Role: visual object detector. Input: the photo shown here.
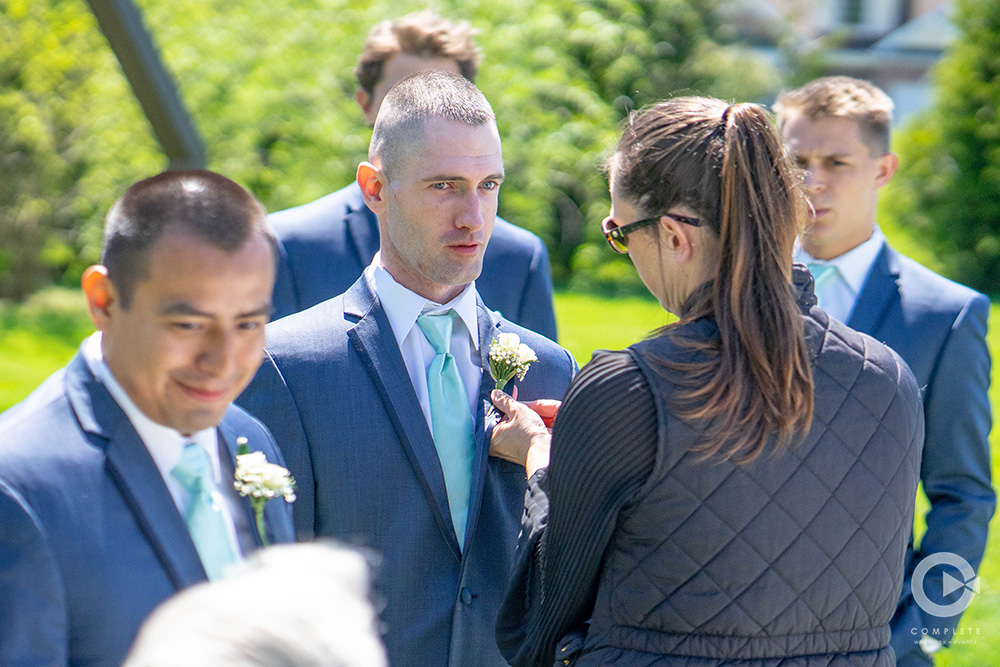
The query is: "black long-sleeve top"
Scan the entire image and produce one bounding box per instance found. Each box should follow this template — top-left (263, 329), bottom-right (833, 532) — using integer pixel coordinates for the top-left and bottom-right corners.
top-left (496, 349), bottom-right (658, 667)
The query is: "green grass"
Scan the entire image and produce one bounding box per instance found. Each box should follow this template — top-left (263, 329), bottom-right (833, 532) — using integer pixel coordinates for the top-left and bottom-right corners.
top-left (1, 286), bottom-right (997, 663)
top-left (0, 288), bottom-right (94, 410)
top-left (554, 290), bottom-right (673, 365)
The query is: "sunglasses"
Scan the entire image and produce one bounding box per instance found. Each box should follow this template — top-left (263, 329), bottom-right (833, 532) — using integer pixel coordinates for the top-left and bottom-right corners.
top-left (601, 213), bottom-right (701, 253)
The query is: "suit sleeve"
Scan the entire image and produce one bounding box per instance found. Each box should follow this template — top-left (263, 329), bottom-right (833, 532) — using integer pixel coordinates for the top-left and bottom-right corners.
top-left (0, 480), bottom-right (68, 667)
top-left (514, 237), bottom-right (559, 343)
top-left (891, 293), bottom-right (995, 663)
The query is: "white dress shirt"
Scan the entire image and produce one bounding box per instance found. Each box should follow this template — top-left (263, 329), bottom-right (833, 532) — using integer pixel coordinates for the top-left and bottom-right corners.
top-left (367, 255), bottom-right (482, 435)
top-left (794, 227), bottom-right (886, 323)
top-left (83, 333), bottom-right (243, 558)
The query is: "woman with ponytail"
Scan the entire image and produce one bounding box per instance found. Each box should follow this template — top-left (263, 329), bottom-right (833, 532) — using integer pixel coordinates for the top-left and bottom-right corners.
top-left (491, 97), bottom-right (923, 667)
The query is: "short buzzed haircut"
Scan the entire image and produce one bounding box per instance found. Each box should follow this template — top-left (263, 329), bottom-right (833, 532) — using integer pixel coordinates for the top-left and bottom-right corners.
top-left (355, 10), bottom-right (481, 95)
top-left (102, 170), bottom-right (276, 307)
top-left (773, 76), bottom-right (894, 156)
top-left (369, 70), bottom-right (495, 180)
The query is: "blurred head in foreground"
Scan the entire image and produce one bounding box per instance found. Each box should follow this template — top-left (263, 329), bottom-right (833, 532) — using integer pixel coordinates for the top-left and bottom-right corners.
top-left (124, 542), bottom-right (387, 667)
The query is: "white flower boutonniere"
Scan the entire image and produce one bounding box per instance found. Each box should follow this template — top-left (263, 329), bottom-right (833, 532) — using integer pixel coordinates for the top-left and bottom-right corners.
top-left (487, 333), bottom-right (538, 418)
top-left (234, 437), bottom-right (296, 546)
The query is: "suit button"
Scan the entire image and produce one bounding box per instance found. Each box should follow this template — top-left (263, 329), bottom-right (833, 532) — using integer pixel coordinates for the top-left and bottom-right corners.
top-left (460, 587), bottom-right (473, 604)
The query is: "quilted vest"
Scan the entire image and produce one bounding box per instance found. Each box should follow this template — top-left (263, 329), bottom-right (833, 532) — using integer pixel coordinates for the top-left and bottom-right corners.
top-left (576, 307), bottom-right (923, 667)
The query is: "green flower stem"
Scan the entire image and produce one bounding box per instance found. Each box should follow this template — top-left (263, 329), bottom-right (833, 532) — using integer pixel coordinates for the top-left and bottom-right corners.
top-left (486, 375), bottom-right (515, 420)
top-left (253, 499), bottom-right (269, 547)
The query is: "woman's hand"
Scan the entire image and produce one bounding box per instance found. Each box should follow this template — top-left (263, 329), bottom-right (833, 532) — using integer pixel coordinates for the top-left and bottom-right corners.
top-left (489, 390), bottom-right (559, 479)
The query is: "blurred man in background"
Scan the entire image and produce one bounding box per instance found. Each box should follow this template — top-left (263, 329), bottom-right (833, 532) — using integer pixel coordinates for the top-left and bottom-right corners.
top-left (775, 76), bottom-right (994, 666)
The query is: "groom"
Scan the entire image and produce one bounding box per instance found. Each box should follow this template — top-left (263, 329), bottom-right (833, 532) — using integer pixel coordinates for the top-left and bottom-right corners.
top-left (238, 71), bottom-right (575, 667)
top-left (0, 170), bottom-right (294, 666)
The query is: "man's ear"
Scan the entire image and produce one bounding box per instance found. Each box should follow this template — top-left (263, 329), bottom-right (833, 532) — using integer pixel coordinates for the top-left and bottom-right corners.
top-left (81, 265), bottom-right (116, 330)
top-left (874, 152), bottom-right (899, 189)
top-left (357, 162), bottom-right (387, 215)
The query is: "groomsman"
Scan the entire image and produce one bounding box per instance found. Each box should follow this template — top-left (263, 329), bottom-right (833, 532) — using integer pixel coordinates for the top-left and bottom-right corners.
top-left (238, 71), bottom-right (575, 667)
top-left (268, 10), bottom-right (559, 340)
top-left (775, 76), bottom-right (994, 666)
top-left (0, 170), bottom-right (294, 666)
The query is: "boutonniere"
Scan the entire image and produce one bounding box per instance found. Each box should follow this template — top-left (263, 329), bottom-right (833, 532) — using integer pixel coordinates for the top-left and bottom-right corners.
top-left (233, 437), bottom-right (296, 546)
top-left (487, 332), bottom-right (538, 419)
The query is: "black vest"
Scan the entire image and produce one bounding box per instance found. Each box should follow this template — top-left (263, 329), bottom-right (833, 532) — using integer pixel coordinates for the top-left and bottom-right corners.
top-left (577, 307), bottom-right (924, 666)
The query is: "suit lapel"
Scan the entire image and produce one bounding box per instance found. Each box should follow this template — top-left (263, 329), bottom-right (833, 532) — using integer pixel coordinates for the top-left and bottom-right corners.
top-left (463, 301), bottom-right (503, 551)
top-left (217, 421), bottom-right (263, 550)
top-left (344, 182), bottom-right (381, 268)
top-left (847, 243), bottom-right (900, 337)
top-left (344, 278), bottom-right (463, 558)
top-left (65, 353), bottom-right (206, 588)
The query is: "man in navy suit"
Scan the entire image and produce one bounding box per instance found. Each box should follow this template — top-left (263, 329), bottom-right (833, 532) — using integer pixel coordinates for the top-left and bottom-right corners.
top-left (776, 76), bottom-right (995, 666)
top-left (239, 71), bottom-right (575, 667)
top-left (268, 10), bottom-right (558, 340)
top-left (0, 171), bottom-right (295, 666)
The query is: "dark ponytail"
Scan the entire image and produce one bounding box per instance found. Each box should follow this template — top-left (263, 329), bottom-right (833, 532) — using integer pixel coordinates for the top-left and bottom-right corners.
top-left (613, 97), bottom-right (813, 463)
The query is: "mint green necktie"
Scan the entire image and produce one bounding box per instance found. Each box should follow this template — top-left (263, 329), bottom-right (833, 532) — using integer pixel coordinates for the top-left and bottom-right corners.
top-left (807, 262), bottom-right (840, 290)
top-left (417, 311), bottom-right (475, 549)
top-left (172, 441), bottom-right (236, 580)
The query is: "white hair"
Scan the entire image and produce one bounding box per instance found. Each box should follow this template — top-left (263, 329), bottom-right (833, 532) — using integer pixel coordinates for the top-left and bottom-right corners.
top-left (124, 542), bottom-right (387, 667)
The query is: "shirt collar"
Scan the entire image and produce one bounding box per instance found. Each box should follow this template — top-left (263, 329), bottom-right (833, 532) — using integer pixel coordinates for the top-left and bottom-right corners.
top-left (366, 253), bottom-right (480, 350)
top-left (83, 332), bottom-right (221, 481)
top-left (793, 227), bottom-right (886, 295)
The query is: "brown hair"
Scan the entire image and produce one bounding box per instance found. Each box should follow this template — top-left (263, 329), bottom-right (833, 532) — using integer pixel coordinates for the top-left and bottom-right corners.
top-left (355, 10), bottom-right (481, 95)
top-left (102, 170), bottom-right (275, 307)
top-left (613, 97), bottom-right (813, 463)
top-left (772, 76), bottom-right (894, 156)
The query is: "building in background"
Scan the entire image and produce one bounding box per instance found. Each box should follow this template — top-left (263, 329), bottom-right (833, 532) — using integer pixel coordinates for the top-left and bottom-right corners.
top-left (729, 0), bottom-right (955, 122)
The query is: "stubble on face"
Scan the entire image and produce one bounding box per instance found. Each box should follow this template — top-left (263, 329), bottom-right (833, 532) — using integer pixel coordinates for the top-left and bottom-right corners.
top-left (377, 117), bottom-right (503, 303)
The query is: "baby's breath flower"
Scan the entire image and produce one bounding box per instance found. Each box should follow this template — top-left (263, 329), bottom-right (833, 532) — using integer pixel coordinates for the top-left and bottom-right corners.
top-left (487, 333), bottom-right (538, 420)
top-left (234, 438), bottom-right (295, 546)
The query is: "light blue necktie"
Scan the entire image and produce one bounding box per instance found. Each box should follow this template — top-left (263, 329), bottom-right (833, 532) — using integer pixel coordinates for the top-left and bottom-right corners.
top-left (807, 262), bottom-right (844, 311)
top-left (417, 311), bottom-right (475, 549)
top-left (172, 441), bottom-right (236, 580)
top-left (807, 262), bottom-right (840, 290)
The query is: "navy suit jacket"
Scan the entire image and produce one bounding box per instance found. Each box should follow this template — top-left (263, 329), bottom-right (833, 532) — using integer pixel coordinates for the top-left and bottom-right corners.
top-left (237, 276), bottom-right (576, 667)
top-left (0, 348), bottom-right (295, 667)
top-left (848, 245), bottom-right (995, 665)
top-left (268, 181), bottom-right (559, 340)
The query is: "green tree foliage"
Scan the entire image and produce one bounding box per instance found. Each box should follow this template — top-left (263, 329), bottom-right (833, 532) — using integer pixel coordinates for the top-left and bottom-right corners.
top-left (3, 0), bottom-right (777, 299)
top-left (883, 0), bottom-right (1000, 294)
top-left (0, 0), bottom-right (161, 299)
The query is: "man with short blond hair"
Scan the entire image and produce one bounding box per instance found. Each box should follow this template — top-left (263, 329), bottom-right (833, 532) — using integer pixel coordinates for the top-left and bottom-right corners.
top-left (775, 76), bottom-right (994, 667)
top-left (269, 10), bottom-right (558, 341)
top-left (239, 71), bottom-right (575, 667)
